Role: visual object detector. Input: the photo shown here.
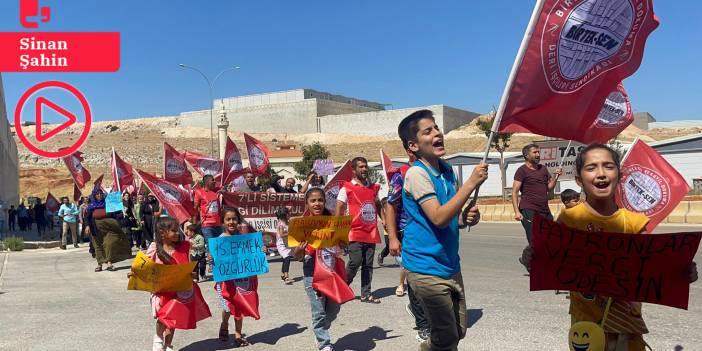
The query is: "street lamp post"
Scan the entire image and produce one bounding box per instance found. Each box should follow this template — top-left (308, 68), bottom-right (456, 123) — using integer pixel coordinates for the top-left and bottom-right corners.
top-left (178, 64), bottom-right (240, 156)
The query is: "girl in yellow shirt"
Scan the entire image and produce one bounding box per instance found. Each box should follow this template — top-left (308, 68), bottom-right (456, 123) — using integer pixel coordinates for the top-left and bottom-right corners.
top-left (522, 144), bottom-right (698, 351)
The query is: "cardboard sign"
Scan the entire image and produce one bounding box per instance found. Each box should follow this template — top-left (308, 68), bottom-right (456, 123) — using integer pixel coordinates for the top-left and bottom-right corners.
top-left (209, 232), bottom-right (269, 282)
top-left (222, 192), bottom-right (305, 233)
top-left (535, 140), bottom-right (585, 181)
top-left (530, 215), bottom-right (701, 309)
top-left (127, 251), bottom-right (195, 293)
top-left (313, 159), bottom-right (334, 176)
top-left (288, 215), bottom-right (352, 249)
top-left (105, 191), bottom-right (124, 213)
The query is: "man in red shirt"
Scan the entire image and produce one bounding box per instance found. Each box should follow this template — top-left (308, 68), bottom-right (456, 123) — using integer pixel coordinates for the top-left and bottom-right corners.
top-left (193, 174), bottom-right (222, 239)
top-left (335, 156), bottom-right (382, 303)
top-left (511, 144), bottom-right (561, 244)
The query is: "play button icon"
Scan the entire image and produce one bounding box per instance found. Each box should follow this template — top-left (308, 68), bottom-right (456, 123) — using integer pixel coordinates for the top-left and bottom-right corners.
top-left (34, 96), bottom-right (78, 142)
top-left (14, 81), bottom-right (92, 159)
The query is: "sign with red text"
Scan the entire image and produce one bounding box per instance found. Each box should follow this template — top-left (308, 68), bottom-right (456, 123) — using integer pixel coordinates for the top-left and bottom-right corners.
top-left (530, 215), bottom-right (701, 310)
top-left (222, 192), bottom-right (306, 233)
top-left (535, 140), bottom-right (585, 181)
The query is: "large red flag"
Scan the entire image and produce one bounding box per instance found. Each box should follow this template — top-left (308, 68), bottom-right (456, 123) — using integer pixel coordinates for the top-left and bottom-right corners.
top-left (73, 182), bottom-right (82, 202)
top-left (136, 170), bottom-right (196, 224)
top-left (183, 151), bottom-right (222, 178)
top-left (379, 149), bottom-right (398, 185)
top-left (244, 133), bottom-right (270, 176)
top-left (111, 148), bottom-right (135, 193)
top-left (312, 249), bottom-right (355, 304)
top-left (497, 0), bottom-right (658, 144)
top-left (222, 137), bottom-right (246, 186)
top-left (323, 160), bottom-right (353, 214)
top-left (164, 143), bottom-right (194, 185)
top-left (93, 174), bottom-right (106, 194)
top-left (62, 151), bottom-right (91, 188)
top-left (616, 139), bottom-right (691, 232)
top-left (46, 192), bottom-right (60, 212)
top-left (215, 277), bottom-right (260, 320)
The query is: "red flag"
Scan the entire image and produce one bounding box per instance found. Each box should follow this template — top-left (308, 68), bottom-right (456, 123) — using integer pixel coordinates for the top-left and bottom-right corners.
top-left (45, 192), bottom-right (60, 212)
top-left (323, 160), bottom-right (353, 214)
top-left (183, 151), bottom-right (222, 177)
top-left (111, 148), bottom-right (135, 193)
top-left (62, 151), bottom-right (91, 188)
top-left (73, 182), bottom-right (81, 202)
top-left (312, 249), bottom-right (355, 304)
top-left (164, 143), bottom-right (194, 185)
top-left (222, 137), bottom-right (246, 186)
top-left (136, 170), bottom-right (196, 224)
top-left (215, 277), bottom-right (260, 320)
top-left (584, 83), bottom-right (634, 142)
top-left (380, 149), bottom-right (398, 185)
top-left (497, 0), bottom-right (658, 144)
top-left (93, 174), bottom-right (106, 194)
top-left (243, 133), bottom-right (270, 176)
top-left (616, 139), bottom-right (691, 232)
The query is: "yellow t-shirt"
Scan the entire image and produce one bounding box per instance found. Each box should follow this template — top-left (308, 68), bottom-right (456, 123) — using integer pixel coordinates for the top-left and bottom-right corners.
top-left (557, 203), bottom-right (650, 336)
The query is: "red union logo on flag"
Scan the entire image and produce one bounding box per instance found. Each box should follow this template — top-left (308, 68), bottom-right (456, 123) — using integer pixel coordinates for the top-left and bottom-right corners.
top-left (541, 0), bottom-right (651, 93)
top-left (197, 159), bottom-right (221, 175)
top-left (68, 154), bottom-right (83, 173)
top-left (158, 183), bottom-right (182, 204)
top-left (595, 84), bottom-right (631, 128)
top-left (618, 164), bottom-right (670, 216)
top-left (166, 158), bottom-right (186, 176)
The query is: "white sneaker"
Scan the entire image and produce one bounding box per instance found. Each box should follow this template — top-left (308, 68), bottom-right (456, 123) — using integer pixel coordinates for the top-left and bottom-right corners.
top-left (165, 347), bottom-right (174, 351)
top-left (152, 335), bottom-right (164, 351)
top-left (321, 346), bottom-right (334, 351)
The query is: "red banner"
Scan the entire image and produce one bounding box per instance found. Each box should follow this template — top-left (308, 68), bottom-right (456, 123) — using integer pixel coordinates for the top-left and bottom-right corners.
top-left (617, 139), bottom-right (691, 232)
top-left (46, 192), bottom-right (60, 212)
top-left (244, 133), bottom-right (270, 176)
top-left (163, 143), bottom-right (194, 185)
top-left (62, 151), bottom-right (91, 188)
top-left (222, 137), bottom-right (246, 186)
top-left (0, 32), bottom-right (120, 72)
top-left (136, 170), bottom-right (196, 224)
top-left (497, 0), bottom-right (658, 144)
top-left (313, 249), bottom-right (355, 304)
top-left (183, 151), bottom-right (222, 178)
top-left (111, 148), bottom-right (134, 193)
top-left (323, 160), bottom-right (354, 214)
top-left (73, 182), bottom-right (81, 202)
top-left (221, 192), bottom-right (306, 236)
top-left (530, 215), bottom-right (701, 310)
top-left (379, 149), bottom-right (397, 185)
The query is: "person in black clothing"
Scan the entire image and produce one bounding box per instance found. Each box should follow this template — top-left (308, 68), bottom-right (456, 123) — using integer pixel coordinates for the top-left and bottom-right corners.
top-left (8, 205), bottom-right (17, 231)
top-left (33, 200), bottom-right (47, 239)
top-left (120, 191), bottom-right (137, 247)
top-left (270, 175), bottom-right (297, 193)
top-left (140, 194), bottom-right (159, 249)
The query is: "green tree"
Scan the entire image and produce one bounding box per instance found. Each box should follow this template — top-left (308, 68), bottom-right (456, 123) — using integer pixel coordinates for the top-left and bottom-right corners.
top-left (293, 142), bottom-right (330, 180)
top-left (256, 164), bottom-right (279, 191)
top-left (477, 111), bottom-right (512, 202)
top-left (368, 168), bottom-right (385, 185)
top-left (608, 137), bottom-right (625, 159)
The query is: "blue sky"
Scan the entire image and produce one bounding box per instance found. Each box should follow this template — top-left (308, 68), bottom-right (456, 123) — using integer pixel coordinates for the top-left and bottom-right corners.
top-left (2, 0), bottom-right (701, 124)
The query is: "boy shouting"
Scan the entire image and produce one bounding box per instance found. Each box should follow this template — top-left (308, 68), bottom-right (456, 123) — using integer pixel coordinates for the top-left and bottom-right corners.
top-left (399, 110), bottom-right (487, 351)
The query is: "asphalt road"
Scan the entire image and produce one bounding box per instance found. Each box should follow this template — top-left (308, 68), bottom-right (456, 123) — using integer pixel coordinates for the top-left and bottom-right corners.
top-left (1, 223), bottom-right (701, 351)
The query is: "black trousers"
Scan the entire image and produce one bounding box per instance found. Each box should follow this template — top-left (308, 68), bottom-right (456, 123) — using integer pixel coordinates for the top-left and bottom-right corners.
top-left (520, 209), bottom-right (553, 244)
top-left (191, 254), bottom-right (206, 278)
top-left (346, 241), bottom-right (376, 297)
top-left (281, 256), bottom-right (293, 274)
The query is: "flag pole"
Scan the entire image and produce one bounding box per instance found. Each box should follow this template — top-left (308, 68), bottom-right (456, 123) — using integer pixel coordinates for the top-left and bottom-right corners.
top-left (112, 147), bottom-right (121, 193)
top-left (472, 0), bottom-right (547, 203)
top-left (620, 137), bottom-right (639, 165)
top-left (558, 140), bottom-right (573, 169)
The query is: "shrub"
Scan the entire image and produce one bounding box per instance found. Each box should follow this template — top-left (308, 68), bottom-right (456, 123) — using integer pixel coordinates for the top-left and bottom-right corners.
top-left (2, 236), bottom-right (24, 251)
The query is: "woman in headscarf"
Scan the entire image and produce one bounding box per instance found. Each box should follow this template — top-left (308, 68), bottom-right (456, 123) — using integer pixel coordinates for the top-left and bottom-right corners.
top-left (85, 187), bottom-right (132, 272)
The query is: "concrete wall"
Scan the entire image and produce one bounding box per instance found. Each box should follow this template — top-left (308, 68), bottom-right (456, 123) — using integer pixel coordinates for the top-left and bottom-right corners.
top-left (0, 73), bottom-right (20, 208)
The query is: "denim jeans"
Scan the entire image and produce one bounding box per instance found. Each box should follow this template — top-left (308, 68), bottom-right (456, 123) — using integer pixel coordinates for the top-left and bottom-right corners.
top-left (304, 257), bottom-right (340, 350)
top-left (201, 226), bottom-right (223, 240)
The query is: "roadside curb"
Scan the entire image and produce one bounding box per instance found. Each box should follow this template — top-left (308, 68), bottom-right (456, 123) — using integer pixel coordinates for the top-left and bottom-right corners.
top-left (23, 241), bottom-right (62, 249)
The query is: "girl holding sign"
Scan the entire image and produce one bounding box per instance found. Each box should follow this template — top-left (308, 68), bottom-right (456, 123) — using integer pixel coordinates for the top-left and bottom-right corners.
top-left (293, 188), bottom-right (354, 351)
top-left (521, 144), bottom-right (698, 351)
top-left (212, 207), bottom-right (260, 347)
top-left (132, 217), bottom-right (211, 351)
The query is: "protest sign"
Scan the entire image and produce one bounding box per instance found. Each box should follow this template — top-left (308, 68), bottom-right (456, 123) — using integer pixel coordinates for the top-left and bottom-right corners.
top-left (313, 159), bottom-right (334, 176)
top-left (222, 192), bottom-right (305, 233)
top-left (127, 251), bottom-right (195, 293)
top-left (209, 232), bottom-right (270, 282)
top-left (535, 140), bottom-right (585, 181)
top-left (105, 191), bottom-right (124, 213)
top-left (530, 215), bottom-right (701, 309)
top-left (288, 215), bottom-right (352, 249)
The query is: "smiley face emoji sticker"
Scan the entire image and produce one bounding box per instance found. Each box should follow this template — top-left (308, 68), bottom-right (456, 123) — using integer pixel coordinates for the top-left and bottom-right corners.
top-left (569, 321), bottom-right (605, 351)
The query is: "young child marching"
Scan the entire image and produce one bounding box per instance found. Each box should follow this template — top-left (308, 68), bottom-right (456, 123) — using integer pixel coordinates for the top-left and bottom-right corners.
top-left (210, 207), bottom-right (260, 347)
top-left (293, 187), bottom-right (355, 351)
top-left (275, 207), bottom-right (294, 284)
top-left (521, 144), bottom-right (698, 350)
top-left (128, 217), bottom-right (211, 351)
